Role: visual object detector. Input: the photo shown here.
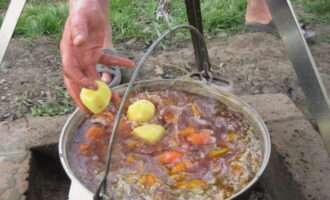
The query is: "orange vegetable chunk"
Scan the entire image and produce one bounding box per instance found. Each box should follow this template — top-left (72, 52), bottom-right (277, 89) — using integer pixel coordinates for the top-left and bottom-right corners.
top-left (174, 179), bottom-right (207, 188)
top-left (171, 162), bottom-right (187, 174)
top-left (158, 151), bottom-right (182, 164)
top-left (186, 133), bottom-right (211, 145)
top-left (191, 104), bottom-right (201, 117)
top-left (207, 148), bottom-right (231, 158)
top-left (84, 126), bottom-right (106, 140)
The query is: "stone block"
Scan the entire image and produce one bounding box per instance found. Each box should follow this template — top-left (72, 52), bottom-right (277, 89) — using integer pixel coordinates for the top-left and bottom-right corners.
top-left (240, 94), bottom-right (304, 122)
top-left (0, 115), bottom-right (67, 152)
top-left (267, 119), bottom-right (330, 200)
top-left (0, 151), bottom-right (30, 200)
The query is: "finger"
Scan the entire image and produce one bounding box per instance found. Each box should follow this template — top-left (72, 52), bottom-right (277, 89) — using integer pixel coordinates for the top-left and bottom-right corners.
top-left (99, 53), bottom-right (135, 68)
top-left (62, 54), bottom-right (97, 89)
top-left (64, 77), bottom-right (91, 115)
top-left (70, 12), bottom-right (88, 46)
top-left (84, 66), bottom-right (100, 80)
top-left (110, 89), bottom-right (121, 105)
top-left (101, 72), bottom-right (112, 84)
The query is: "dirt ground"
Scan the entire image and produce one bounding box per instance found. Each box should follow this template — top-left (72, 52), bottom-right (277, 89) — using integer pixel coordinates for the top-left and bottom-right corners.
top-left (1, 25), bottom-right (330, 122)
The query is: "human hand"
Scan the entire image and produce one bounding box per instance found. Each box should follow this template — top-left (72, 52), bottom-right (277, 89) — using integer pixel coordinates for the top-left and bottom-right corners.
top-left (60, 0), bottom-right (135, 114)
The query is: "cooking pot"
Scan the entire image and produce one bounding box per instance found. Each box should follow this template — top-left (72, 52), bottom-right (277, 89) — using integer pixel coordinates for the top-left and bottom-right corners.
top-left (59, 25), bottom-right (271, 200)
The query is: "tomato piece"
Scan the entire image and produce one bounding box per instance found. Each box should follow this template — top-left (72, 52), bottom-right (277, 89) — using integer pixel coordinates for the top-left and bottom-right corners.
top-left (186, 133), bottom-right (211, 145)
top-left (158, 151), bottom-right (182, 164)
top-left (84, 126), bottom-right (106, 140)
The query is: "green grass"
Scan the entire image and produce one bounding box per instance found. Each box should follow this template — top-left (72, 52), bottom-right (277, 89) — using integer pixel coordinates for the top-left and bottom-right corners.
top-left (31, 87), bottom-right (75, 117)
top-left (0, 0), bottom-right (248, 42)
top-left (0, 0), bottom-right (329, 41)
top-left (14, 3), bottom-right (68, 38)
top-left (296, 0), bottom-right (330, 23)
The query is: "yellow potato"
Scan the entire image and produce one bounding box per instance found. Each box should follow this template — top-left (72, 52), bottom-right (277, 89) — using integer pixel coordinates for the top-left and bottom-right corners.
top-left (127, 99), bottom-right (155, 122)
top-left (133, 124), bottom-right (165, 143)
top-left (80, 80), bottom-right (111, 114)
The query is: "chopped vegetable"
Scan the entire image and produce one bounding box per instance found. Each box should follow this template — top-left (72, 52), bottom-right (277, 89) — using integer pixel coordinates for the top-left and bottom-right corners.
top-left (127, 99), bottom-right (155, 122)
top-left (207, 148), bottom-right (231, 158)
top-left (179, 126), bottom-right (195, 137)
top-left (125, 153), bottom-right (135, 164)
top-left (78, 143), bottom-right (93, 154)
top-left (158, 151), bottom-right (182, 164)
top-left (163, 99), bottom-right (174, 105)
top-left (80, 80), bottom-right (112, 114)
top-left (84, 126), bottom-right (106, 140)
top-left (94, 111), bottom-right (114, 121)
top-left (163, 112), bottom-right (176, 122)
top-left (174, 179), bottom-right (207, 188)
top-left (133, 124), bottom-right (165, 143)
top-left (192, 104), bottom-right (201, 117)
top-left (186, 133), bottom-right (211, 145)
top-left (138, 174), bottom-right (156, 186)
top-left (225, 130), bottom-right (237, 142)
top-left (127, 140), bottom-right (139, 148)
top-left (171, 162), bottom-right (187, 174)
top-left (170, 173), bottom-right (187, 181)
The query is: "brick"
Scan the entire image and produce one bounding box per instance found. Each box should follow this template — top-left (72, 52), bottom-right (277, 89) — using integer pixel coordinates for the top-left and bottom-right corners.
top-left (0, 151), bottom-right (30, 200)
top-left (267, 119), bottom-right (330, 199)
top-left (0, 115), bottom-right (67, 152)
top-left (240, 94), bottom-right (304, 122)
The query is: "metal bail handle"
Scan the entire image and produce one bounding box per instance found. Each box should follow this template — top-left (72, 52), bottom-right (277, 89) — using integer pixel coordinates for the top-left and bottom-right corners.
top-left (93, 24), bottom-right (229, 200)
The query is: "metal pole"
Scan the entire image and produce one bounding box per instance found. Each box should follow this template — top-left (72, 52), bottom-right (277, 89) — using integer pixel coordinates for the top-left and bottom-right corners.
top-left (0, 0), bottom-right (27, 64)
top-left (266, 0), bottom-right (330, 154)
top-left (184, 0), bottom-right (211, 75)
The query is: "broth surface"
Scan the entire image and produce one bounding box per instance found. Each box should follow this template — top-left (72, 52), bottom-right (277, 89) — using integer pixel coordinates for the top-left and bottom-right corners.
top-left (69, 90), bottom-right (262, 200)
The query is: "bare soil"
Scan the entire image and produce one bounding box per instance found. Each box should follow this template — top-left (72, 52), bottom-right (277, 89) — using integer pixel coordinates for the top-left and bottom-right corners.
top-left (1, 26), bottom-right (330, 121)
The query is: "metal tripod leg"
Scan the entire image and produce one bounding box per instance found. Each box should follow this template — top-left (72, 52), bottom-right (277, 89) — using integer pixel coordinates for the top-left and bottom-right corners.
top-left (184, 0), bottom-right (233, 90)
top-left (184, 0), bottom-right (209, 73)
top-left (266, 0), bottom-right (330, 154)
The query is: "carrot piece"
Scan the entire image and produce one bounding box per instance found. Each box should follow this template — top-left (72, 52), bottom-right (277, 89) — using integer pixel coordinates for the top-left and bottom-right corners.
top-left (171, 162), bottom-right (187, 174)
top-left (191, 104), bottom-right (201, 117)
top-left (78, 143), bottom-right (93, 154)
top-left (171, 173), bottom-right (187, 181)
top-left (138, 174), bottom-right (156, 186)
top-left (188, 179), bottom-right (207, 187)
top-left (146, 174), bottom-right (156, 186)
top-left (125, 153), bottom-right (135, 164)
top-left (163, 99), bottom-right (174, 105)
top-left (174, 179), bottom-right (207, 188)
top-left (84, 126), bottom-right (106, 140)
top-left (158, 151), bottom-right (182, 164)
top-left (232, 165), bottom-right (242, 173)
top-left (186, 133), bottom-right (211, 145)
top-left (179, 126), bottom-right (195, 137)
top-left (164, 112), bottom-right (176, 122)
top-left (127, 140), bottom-right (139, 148)
top-left (207, 148), bottom-right (231, 158)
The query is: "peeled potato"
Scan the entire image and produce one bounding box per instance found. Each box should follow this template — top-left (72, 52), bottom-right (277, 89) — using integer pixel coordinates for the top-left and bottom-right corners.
top-left (133, 124), bottom-right (165, 143)
top-left (80, 80), bottom-right (111, 114)
top-left (127, 99), bottom-right (155, 122)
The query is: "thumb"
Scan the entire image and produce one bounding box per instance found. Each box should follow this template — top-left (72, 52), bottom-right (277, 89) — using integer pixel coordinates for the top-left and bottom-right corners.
top-left (70, 14), bottom-right (88, 46)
